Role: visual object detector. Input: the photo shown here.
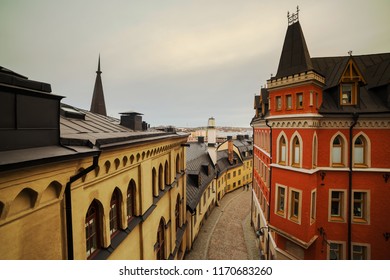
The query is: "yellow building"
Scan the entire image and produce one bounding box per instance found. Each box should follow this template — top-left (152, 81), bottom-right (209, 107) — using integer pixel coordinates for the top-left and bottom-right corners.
top-left (217, 136), bottom-right (253, 194)
top-left (0, 63), bottom-right (188, 260)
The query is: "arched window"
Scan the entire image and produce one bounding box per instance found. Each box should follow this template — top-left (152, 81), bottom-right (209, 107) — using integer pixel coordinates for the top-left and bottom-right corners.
top-left (152, 168), bottom-right (158, 197)
top-left (165, 161), bottom-right (169, 186)
top-left (354, 135), bottom-right (368, 166)
top-left (109, 188), bottom-right (122, 237)
top-left (175, 195), bottom-right (181, 231)
top-left (156, 219), bottom-right (165, 260)
top-left (176, 154), bottom-right (180, 174)
top-left (278, 136), bottom-right (287, 165)
top-left (332, 135), bottom-right (344, 166)
top-left (127, 180), bottom-right (136, 223)
top-left (292, 136), bottom-right (301, 166)
top-left (159, 164), bottom-right (164, 191)
top-left (85, 200), bottom-right (102, 259)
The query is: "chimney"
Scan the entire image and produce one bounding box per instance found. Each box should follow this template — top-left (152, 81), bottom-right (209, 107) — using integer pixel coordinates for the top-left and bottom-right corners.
top-left (227, 136), bottom-right (234, 164)
top-left (120, 111), bottom-right (143, 131)
top-left (198, 136), bottom-right (205, 144)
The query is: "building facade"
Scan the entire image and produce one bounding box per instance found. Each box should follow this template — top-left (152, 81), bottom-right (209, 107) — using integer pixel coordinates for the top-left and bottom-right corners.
top-left (0, 61), bottom-right (188, 260)
top-left (251, 11), bottom-right (390, 260)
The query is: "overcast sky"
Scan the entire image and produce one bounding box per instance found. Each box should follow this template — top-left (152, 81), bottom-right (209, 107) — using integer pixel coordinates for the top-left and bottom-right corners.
top-left (1, 0), bottom-right (390, 127)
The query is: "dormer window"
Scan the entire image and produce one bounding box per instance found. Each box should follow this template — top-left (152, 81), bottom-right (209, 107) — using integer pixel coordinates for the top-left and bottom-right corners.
top-left (339, 58), bottom-right (365, 106)
top-left (340, 83), bottom-right (356, 105)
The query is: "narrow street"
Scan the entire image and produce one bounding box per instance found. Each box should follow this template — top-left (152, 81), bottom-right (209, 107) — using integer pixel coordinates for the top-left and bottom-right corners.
top-left (184, 187), bottom-right (259, 260)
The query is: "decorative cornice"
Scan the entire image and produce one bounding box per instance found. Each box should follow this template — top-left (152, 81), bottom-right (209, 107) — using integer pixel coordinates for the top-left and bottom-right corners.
top-left (267, 70), bottom-right (325, 90)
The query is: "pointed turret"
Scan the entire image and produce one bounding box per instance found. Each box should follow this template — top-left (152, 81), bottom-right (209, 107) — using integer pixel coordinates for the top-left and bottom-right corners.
top-left (90, 55), bottom-right (107, 116)
top-left (274, 8), bottom-right (313, 79)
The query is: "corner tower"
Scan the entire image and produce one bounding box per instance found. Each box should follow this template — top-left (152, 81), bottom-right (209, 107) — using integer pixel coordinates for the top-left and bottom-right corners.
top-left (90, 55), bottom-right (107, 116)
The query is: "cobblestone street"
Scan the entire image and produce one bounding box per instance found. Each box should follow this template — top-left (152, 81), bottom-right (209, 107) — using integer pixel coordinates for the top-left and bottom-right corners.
top-left (184, 187), bottom-right (259, 260)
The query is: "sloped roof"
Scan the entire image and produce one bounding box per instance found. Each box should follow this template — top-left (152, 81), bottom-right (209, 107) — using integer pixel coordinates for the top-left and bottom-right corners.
top-left (60, 103), bottom-right (185, 148)
top-left (312, 53), bottom-right (390, 114)
top-left (274, 21), bottom-right (313, 79)
top-left (186, 142), bottom-right (216, 211)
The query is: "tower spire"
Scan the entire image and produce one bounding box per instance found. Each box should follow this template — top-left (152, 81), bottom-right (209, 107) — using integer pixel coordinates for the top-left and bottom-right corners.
top-left (90, 55), bottom-right (107, 116)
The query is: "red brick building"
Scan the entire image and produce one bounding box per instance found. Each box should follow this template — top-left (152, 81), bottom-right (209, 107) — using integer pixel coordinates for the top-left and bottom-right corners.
top-left (251, 11), bottom-right (390, 260)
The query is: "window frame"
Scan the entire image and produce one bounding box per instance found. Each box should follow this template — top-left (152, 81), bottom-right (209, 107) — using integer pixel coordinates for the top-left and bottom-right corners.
top-left (353, 134), bottom-right (370, 167)
top-left (275, 184), bottom-right (287, 217)
top-left (352, 243), bottom-right (370, 260)
top-left (288, 188), bottom-right (302, 224)
top-left (352, 191), bottom-right (369, 224)
top-left (310, 189), bottom-right (316, 224)
top-left (156, 219), bottom-right (166, 260)
top-left (286, 94), bottom-right (292, 110)
top-left (276, 96), bottom-right (282, 111)
top-left (296, 92), bottom-right (303, 109)
top-left (127, 180), bottom-right (136, 223)
top-left (109, 188), bottom-right (122, 238)
top-left (329, 189), bottom-right (346, 222)
top-left (85, 200), bottom-right (101, 259)
top-left (291, 136), bottom-right (301, 167)
top-left (278, 135), bottom-right (287, 165)
top-left (328, 241), bottom-right (345, 260)
top-left (340, 83), bottom-right (357, 105)
top-left (331, 134), bottom-right (346, 167)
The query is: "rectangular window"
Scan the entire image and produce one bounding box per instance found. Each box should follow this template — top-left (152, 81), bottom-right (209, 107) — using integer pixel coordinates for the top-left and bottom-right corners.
top-left (353, 191), bottom-right (369, 223)
top-left (289, 189), bottom-right (301, 223)
top-left (352, 244), bottom-right (368, 260)
top-left (286, 95), bottom-right (292, 110)
top-left (311, 190), bottom-right (316, 222)
top-left (276, 96), bottom-right (282, 110)
top-left (330, 190), bottom-right (345, 222)
top-left (329, 242), bottom-right (343, 260)
top-left (276, 186), bottom-right (286, 216)
top-left (296, 93), bottom-right (303, 109)
top-left (341, 84), bottom-right (354, 105)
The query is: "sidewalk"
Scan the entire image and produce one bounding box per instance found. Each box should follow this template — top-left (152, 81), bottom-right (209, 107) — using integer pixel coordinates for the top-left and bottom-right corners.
top-left (184, 187), bottom-right (259, 260)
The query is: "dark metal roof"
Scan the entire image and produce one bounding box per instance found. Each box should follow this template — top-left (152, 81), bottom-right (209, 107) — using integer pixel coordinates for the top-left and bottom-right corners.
top-left (60, 103), bottom-right (187, 149)
top-left (274, 21), bottom-right (313, 79)
top-left (186, 142), bottom-right (216, 211)
top-left (0, 65), bottom-right (52, 93)
top-left (312, 53), bottom-right (390, 114)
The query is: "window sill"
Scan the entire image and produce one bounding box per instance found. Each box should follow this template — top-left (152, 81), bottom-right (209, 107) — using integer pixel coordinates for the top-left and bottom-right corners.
top-left (288, 216), bottom-right (300, 224)
top-left (276, 210), bottom-right (286, 218)
top-left (352, 218), bottom-right (368, 224)
top-left (330, 216), bottom-right (345, 223)
top-left (331, 164), bottom-right (345, 168)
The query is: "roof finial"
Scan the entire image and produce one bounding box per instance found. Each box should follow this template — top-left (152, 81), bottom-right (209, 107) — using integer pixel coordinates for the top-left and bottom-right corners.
top-left (287, 5), bottom-right (300, 25)
top-left (348, 50), bottom-right (353, 56)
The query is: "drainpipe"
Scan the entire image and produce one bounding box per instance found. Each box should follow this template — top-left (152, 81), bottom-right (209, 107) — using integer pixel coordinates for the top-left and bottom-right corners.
top-left (65, 154), bottom-right (100, 260)
top-left (347, 113), bottom-right (359, 260)
top-left (265, 119), bottom-right (272, 259)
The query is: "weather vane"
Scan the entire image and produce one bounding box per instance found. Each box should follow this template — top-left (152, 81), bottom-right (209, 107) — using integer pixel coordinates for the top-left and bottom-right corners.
top-left (287, 5), bottom-right (300, 25)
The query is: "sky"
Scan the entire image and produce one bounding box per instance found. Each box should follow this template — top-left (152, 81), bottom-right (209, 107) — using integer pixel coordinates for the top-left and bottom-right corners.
top-left (1, 0), bottom-right (390, 128)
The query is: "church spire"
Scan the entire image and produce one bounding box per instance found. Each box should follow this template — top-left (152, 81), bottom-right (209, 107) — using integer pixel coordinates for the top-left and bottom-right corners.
top-left (90, 55), bottom-right (107, 116)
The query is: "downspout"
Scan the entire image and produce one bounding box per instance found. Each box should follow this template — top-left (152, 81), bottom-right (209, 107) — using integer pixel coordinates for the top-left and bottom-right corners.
top-left (65, 154), bottom-right (100, 260)
top-left (347, 113), bottom-right (359, 260)
top-left (265, 119), bottom-right (272, 259)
